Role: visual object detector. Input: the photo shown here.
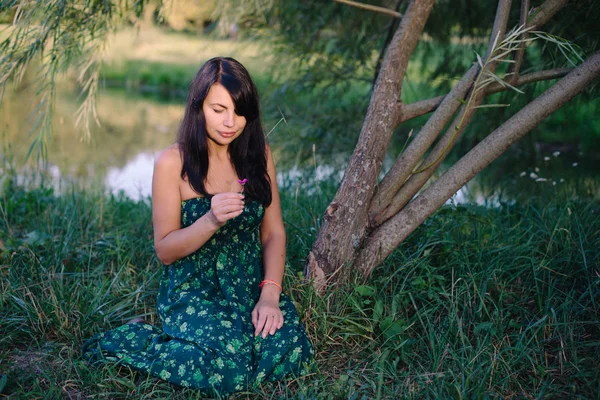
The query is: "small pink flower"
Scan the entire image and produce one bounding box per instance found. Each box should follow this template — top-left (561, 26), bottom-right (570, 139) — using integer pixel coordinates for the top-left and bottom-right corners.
top-left (238, 178), bottom-right (247, 186)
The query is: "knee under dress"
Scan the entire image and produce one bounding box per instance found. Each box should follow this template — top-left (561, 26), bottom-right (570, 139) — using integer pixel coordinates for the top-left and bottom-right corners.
top-left (81, 197), bottom-right (314, 395)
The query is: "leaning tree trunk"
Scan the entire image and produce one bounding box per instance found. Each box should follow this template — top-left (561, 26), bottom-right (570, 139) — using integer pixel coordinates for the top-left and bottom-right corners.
top-left (305, 0), bottom-right (436, 290)
top-left (306, 0), bottom-right (598, 290)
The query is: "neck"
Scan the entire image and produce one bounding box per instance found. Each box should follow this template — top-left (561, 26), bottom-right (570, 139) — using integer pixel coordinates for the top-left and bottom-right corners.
top-left (207, 141), bottom-right (230, 162)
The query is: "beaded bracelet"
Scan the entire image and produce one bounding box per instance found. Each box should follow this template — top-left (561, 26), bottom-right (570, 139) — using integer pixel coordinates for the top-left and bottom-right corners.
top-left (259, 279), bottom-right (282, 292)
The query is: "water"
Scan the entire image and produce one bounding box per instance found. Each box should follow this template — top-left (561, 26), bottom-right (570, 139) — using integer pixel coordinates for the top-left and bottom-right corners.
top-left (1, 82), bottom-right (180, 200)
top-left (1, 83), bottom-right (597, 204)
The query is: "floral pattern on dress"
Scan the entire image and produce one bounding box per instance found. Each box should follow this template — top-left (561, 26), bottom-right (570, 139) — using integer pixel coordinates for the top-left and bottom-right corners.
top-left (82, 197), bottom-right (314, 395)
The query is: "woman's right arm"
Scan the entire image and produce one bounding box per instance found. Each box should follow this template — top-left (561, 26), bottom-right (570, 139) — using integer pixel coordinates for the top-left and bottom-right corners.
top-left (151, 148), bottom-right (244, 265)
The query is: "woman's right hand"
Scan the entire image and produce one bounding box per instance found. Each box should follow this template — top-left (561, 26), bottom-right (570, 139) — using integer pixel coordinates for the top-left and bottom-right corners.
top-left (208, 192), bottom-right (245, 227)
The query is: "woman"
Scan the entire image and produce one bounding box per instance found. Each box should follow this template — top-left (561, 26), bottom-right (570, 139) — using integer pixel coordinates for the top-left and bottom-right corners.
top-left (82, 57), bottom-right (314, 395)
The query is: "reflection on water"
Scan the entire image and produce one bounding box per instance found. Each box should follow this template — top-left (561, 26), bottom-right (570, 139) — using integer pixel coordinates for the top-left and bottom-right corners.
top-left (105, 152), bottom-right (156, 201)
top-left (1, 80), bottom-right (180, 198)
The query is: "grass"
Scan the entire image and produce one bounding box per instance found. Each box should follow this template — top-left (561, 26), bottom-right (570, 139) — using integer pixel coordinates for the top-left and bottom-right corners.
top-left (97, 26), bottom-right (277, 97)
top-left (1, 163), bottom-right (599, 399)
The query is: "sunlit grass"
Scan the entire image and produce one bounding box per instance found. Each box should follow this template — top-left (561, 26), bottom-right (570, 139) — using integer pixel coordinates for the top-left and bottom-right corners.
top-left (99, 26), bottom-right (275, 93)
top-left (103, 26), bottom-right (268, 67)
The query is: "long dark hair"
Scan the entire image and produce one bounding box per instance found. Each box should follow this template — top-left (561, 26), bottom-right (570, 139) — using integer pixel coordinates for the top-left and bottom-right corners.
top-left (177, 57), bottom-right (271, 207)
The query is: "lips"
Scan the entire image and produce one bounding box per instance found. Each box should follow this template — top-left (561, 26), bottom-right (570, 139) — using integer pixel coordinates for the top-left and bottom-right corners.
top-left (218, 130), bottom-right (237, 138)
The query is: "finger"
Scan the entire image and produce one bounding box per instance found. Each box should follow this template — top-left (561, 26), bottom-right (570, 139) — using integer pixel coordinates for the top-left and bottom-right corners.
top-left (262, 316), bottom-right (274, 339)
top-left (216, 205), bottom-right (243, 217)
top-left (254, 314), bottom-right (267, 337)
top-left (217, 192), bottom-right (245, 200)
top-left (278, 315), bottom-right (284, 329)
top-left (218, 198), bottom-right (244, 206)
top-left (269, 316), bottom-right (280, 336)
top-left (223, 209), bottom-right (244, 220)
top-left (222, 204), bottom-right (244, 214)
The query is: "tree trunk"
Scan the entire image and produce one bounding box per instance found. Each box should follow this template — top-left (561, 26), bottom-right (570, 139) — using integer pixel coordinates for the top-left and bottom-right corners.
top-left (305, 0), bottom-right (591, 291)
top-left (305, 0), bottom-right (436, 290)
top-left (355, 50), bottom-right (600, 276)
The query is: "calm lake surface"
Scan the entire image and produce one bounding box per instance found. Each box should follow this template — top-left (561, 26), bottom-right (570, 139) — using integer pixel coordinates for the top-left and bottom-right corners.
top-left (1, 83), bottom-right (597, 204)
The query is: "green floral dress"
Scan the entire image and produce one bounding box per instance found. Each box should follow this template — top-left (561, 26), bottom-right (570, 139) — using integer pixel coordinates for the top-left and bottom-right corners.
top-left (82, 197), bottom-right (314, 395)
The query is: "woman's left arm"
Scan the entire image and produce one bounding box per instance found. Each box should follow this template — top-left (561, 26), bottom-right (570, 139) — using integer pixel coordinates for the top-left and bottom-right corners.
top-left (253, 145), bottom-right (286, 339)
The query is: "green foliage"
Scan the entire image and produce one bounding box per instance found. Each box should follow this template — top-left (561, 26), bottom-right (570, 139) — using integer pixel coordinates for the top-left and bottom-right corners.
top-left (0, 0), bottom-right (154, 150)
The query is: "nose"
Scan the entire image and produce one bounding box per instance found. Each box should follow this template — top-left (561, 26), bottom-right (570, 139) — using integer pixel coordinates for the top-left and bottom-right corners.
top-left (223, 111), bottom-right (235, 128)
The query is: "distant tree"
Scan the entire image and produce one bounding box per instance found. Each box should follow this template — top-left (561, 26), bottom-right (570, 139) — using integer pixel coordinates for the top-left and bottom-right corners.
top-left (1, 0), bottom-right (598, 291)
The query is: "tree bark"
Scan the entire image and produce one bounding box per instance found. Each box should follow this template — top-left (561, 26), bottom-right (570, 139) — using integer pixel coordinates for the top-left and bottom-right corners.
top-left (305, 0), bottom-right (435, 289)
top-left (355, 50), bottom-right (600, 276)
top-left (508, 0), bottom-right (530, 85)
top-left (528, 0), bottom-right (569, 28)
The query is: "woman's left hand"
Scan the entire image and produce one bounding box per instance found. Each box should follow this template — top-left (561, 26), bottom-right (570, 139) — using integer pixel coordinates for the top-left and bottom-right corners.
top-left (252, 290), bottom-right (284, 339)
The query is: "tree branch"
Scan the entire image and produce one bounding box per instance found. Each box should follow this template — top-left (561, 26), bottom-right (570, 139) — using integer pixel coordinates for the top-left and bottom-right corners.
top-left (333, 0), bottom-right (402, 18)
top-left (376, 0), bottom-right (514, 224)
top-left (397, 68), bottom-right (572, 123)
top-left (395, 0), bottom-right (569, 125)
top-left (369, 65), bottom-right (479, 225)
top-left (528, 0), bottom-right (569, 28)
top-left (356, 50), bottom-right (600, 277)
top-left (508, 0), bottom-right (530, 84)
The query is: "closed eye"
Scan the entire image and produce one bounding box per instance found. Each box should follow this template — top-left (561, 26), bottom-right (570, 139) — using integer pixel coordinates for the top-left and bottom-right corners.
top-left (213, 109), bottom-right (224, 114)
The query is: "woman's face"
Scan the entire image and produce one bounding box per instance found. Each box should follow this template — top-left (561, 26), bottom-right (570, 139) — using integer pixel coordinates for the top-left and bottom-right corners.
top-left (202, 83), bottom-right (247, 148)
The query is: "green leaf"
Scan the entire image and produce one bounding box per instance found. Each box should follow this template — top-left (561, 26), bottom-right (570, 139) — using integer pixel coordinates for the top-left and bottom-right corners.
top-left (411, 277), bottom-right (426, 290)
top-left (373, 299), bottom-right (384, 322)
top-left (380, 317), bottom-right (406, 340)
top-left (355, 285), bottom-right (376, 297)
top-left (0, 374), bottom-right (6, 394)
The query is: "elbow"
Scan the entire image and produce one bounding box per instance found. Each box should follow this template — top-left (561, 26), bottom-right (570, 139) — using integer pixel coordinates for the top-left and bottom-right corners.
top-left (155, 242), bottom-right (175, 265)
top-left (262, 230), bottom-right (286, 248)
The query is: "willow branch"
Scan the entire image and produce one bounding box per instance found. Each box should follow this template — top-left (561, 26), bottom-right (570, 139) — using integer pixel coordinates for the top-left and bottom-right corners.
top-left (333, 0), bottom-right (402, 18)
top-left (395, 0), bottom-right (568, 126)
top-left (356, 50), bottom-right (600, 277)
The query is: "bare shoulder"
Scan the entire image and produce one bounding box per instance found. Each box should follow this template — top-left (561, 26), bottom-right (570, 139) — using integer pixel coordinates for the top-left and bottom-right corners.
top-left (155, 144), bottom-right (182, 172)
